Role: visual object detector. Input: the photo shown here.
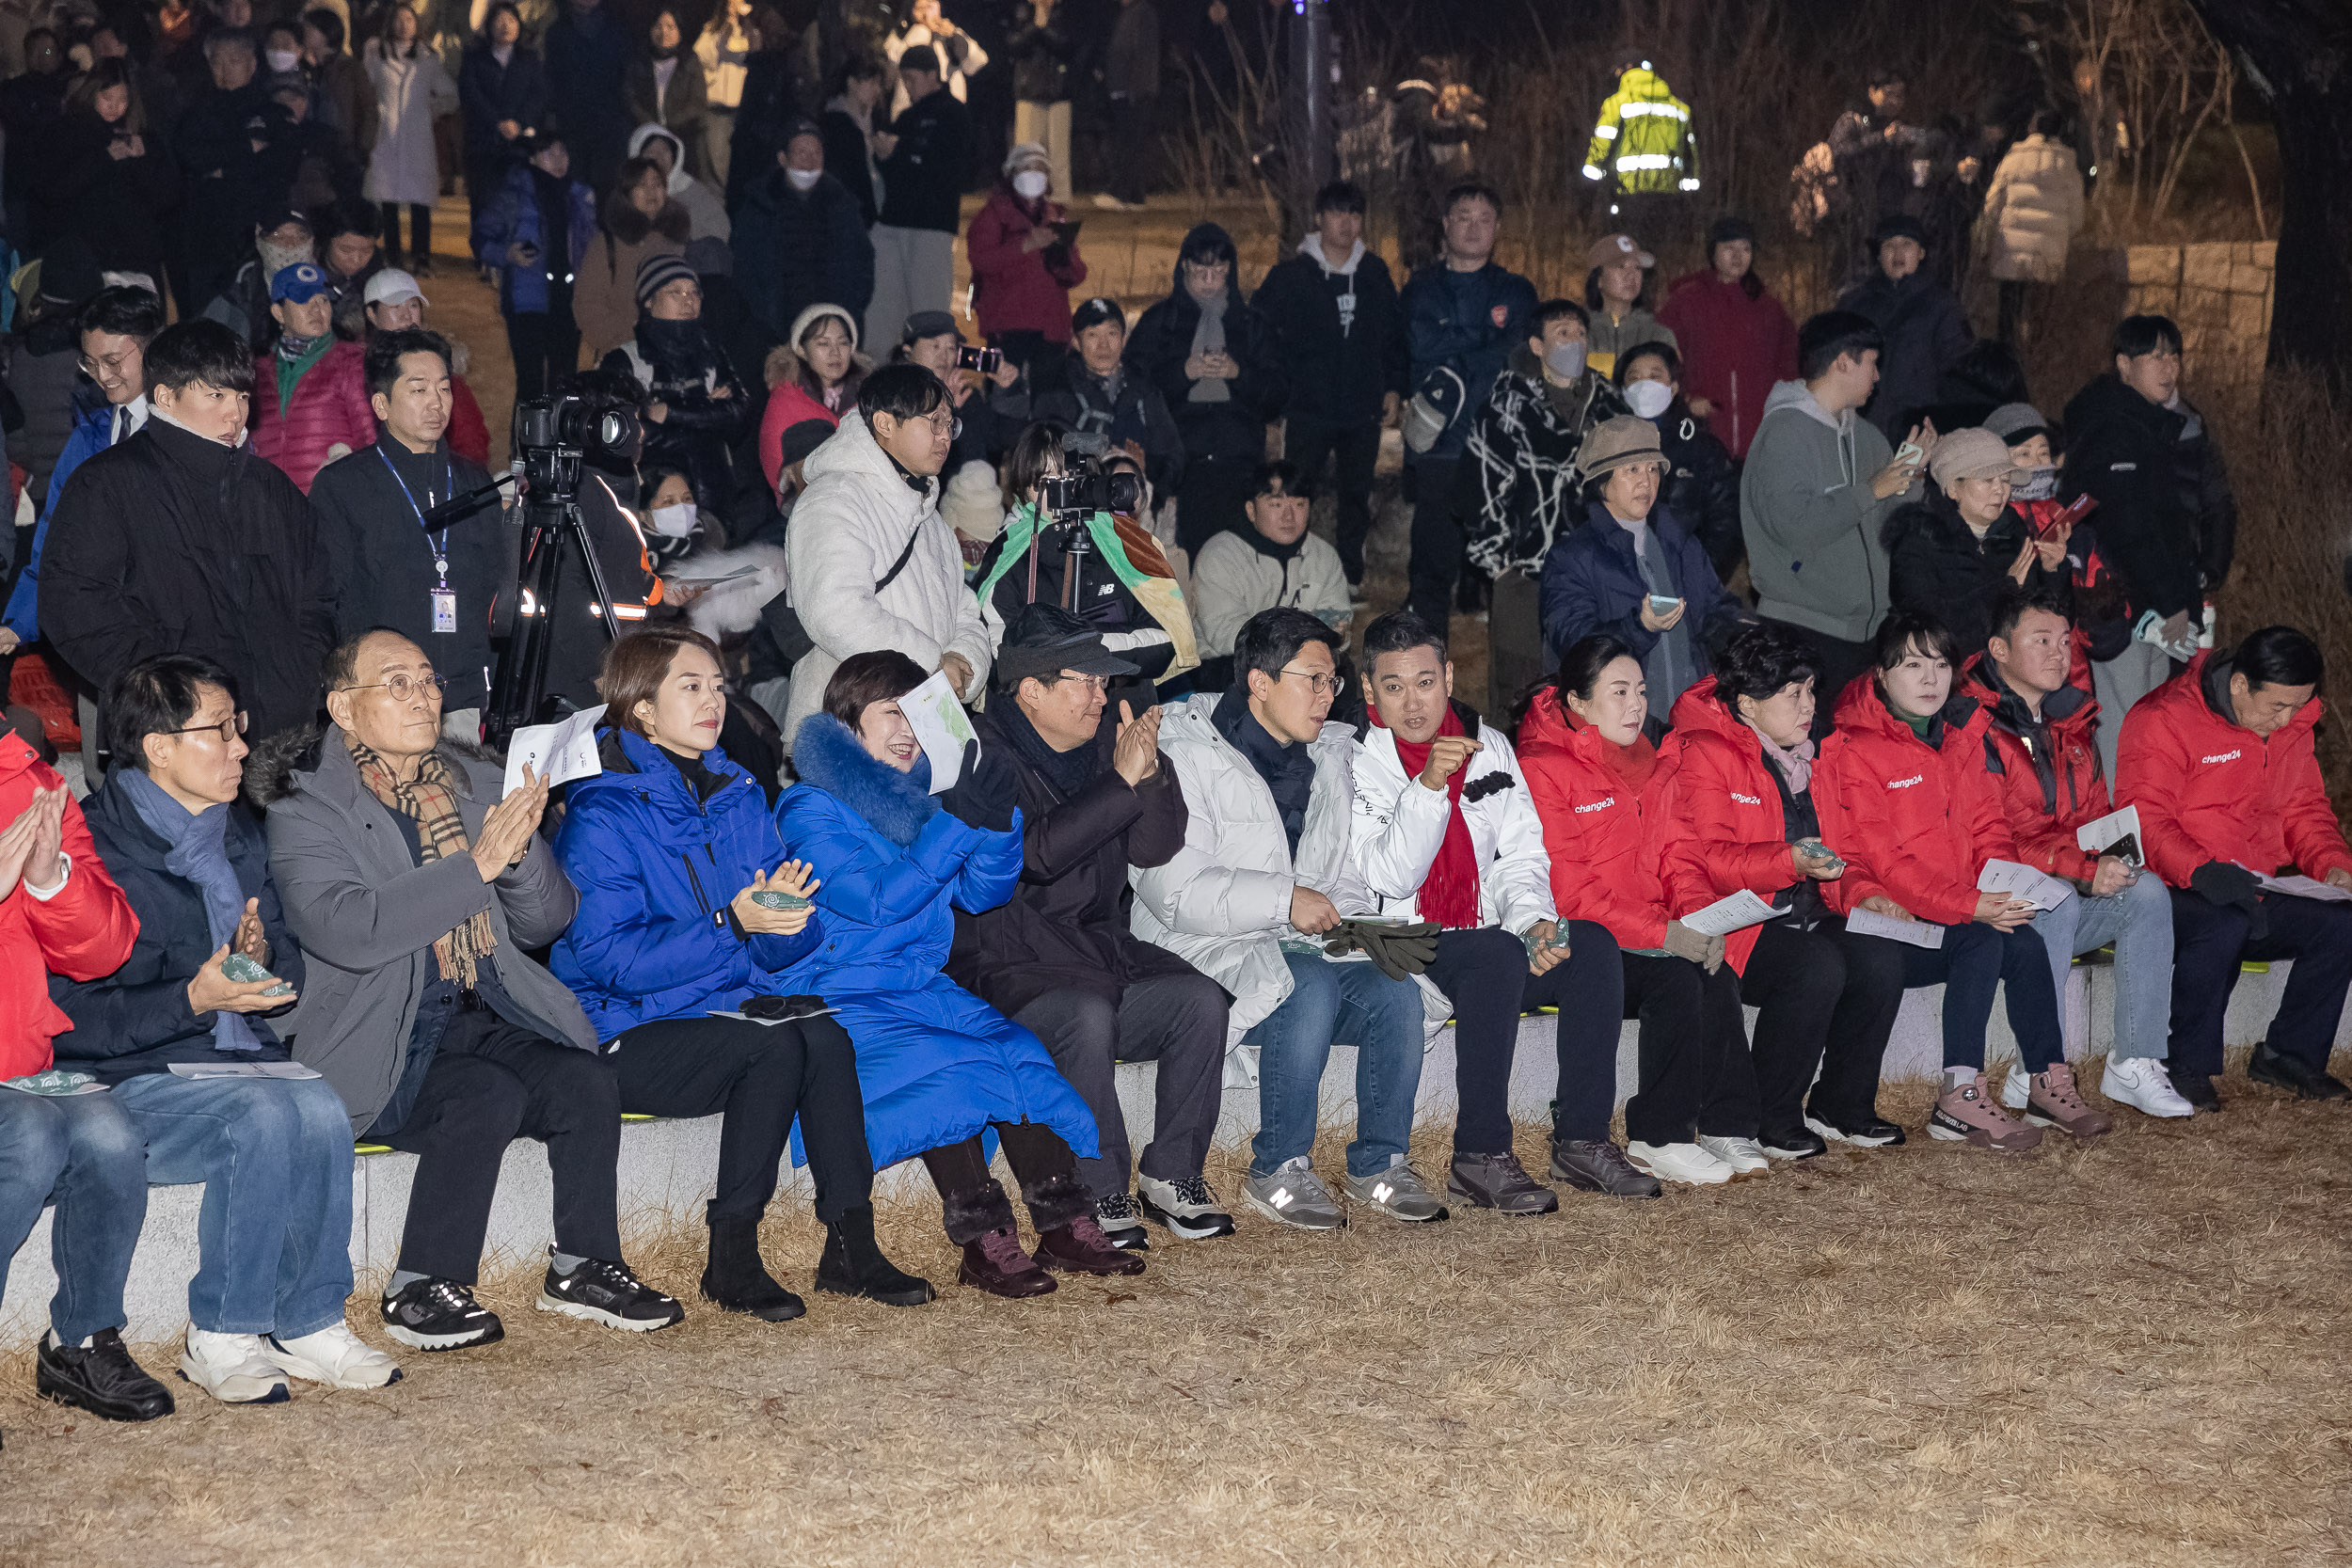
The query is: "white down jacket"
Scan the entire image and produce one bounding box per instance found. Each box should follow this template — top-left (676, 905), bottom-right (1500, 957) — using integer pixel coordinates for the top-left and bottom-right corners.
top-left (1350, 706), bottom-right (1556, 937)
top-left (782, 413), bottom-right (993, 746)
top-left (1978, 135), bottom-right (2086, 285)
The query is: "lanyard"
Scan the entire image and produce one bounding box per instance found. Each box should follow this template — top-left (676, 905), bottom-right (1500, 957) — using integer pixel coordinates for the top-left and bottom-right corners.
top-left (377, 444), bottom-right (452, 586)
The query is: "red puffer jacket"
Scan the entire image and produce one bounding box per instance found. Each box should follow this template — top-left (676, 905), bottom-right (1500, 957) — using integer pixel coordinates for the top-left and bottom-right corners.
top-left (0, 733), bottom-right (140, 1079)
top-left (1812, 673), bottom-right (2015, 925)
top-left (1654, 269), bottom-right (1799, 460)
top-left (249, 341), bottom-right (379, 494)
top-left (1962, 657), bottom-right (2108, 884)
top-left (1657, 679), bottom-right (1804, 974)
top-left (2116, 652), bottom-right (2352, 890)
top-left (966, 185), bottom-right (1088, 344)
top-left (1517, 690), bottom-right (1672, 950)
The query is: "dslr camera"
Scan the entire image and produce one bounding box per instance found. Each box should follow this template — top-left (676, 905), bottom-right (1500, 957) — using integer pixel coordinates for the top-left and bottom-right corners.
top-left (1039, 431), bottom-right (1144, 521)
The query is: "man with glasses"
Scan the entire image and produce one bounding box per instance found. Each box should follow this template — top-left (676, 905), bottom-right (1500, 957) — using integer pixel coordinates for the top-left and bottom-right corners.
top-left (1133, 607), bottom-right (1445, 1230)
top-left (1189, 461), bottom-right (1354, 692)
top-left (256, 627), bottom-right (682, 1352)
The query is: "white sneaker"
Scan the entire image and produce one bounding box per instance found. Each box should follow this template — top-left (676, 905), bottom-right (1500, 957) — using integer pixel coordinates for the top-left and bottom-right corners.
top-left (266, 1322), bottom-right (403, 1389)
top-left (1999, 1063), bottom-right (2032, 1110)
top-left (180, 1326), bottom-right (291, 1404)
top-left (1625, 1140), bottom-right (1732, 1186)
top-left (1091, 192), bottom-right (1127, 211)
top-left (1695, 1134), bottom-right (1771, 1175)
top-left (2102, 1055), bottom-right (2195, 1118)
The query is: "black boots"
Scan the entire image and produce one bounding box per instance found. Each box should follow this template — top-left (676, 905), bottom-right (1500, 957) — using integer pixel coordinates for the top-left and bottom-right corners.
top-left (699, 1215), bottom-right (805, 1323)
top-left (817, 1204), bottom-right (936, 1307)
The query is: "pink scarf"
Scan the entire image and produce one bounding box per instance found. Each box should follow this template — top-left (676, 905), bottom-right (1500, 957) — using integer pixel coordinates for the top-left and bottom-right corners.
top-left (1754, 729), bottom-right (1815, 796)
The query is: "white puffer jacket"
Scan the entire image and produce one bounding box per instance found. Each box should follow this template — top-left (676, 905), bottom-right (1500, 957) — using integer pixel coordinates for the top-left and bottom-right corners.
top-left (1351, 707), bottom-right (1556, 937)
top-left (1979, 135), bottom-right (2086, 285)
top-left (782, 413), bottom-right (993, 746)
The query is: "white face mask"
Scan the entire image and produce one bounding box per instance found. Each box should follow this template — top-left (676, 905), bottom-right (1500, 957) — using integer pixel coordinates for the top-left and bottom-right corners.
top-left (1011, 170), bottom-right (1049, 200)
top-left (1624, 378), bottom-right (1674, 420)
top-left (649, 501), bottom-right (697, 538)
top-left (266, 48), bottom-right (300, 72)
top-left (1544, 341), bottom-right (1587, 380)
top-left (785, 166), bottom-right (822, 191)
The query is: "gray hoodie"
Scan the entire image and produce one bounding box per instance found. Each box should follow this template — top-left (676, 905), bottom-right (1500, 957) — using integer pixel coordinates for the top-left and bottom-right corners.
top-left (1738, 378), bottom-right (1915, 644)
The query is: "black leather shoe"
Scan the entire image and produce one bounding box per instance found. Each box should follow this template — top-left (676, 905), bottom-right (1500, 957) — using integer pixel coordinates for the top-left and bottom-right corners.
top-left (2248, 1042), bottom-right (2351, 1101)
top-left (2171, 1070), bottom-right (2223, 1113)
top-left (36, 1328), bottom-right (175, 1422)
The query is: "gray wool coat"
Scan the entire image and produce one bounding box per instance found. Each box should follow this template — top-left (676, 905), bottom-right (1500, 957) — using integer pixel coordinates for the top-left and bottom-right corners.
top-left (257, 725), bottom-right (597, 1135)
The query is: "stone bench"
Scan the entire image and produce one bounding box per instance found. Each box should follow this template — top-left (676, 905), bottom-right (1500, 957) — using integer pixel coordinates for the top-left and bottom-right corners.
top-left (6, 961), bottom-right (2340, 1345)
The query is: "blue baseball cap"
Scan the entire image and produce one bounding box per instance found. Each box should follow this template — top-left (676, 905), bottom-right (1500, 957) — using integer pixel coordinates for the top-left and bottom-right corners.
top-left (270, 262), bottom-right (329, 304)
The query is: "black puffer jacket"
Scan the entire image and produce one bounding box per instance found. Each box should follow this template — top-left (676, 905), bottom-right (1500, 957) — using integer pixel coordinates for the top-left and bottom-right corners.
top-left (1656, 404), bottom-right (1742, 582)
top-left (1124, 225), bottom-right (1287, 463)
top-left (1882, 487), bottom-right (2068, 658)
top-left (2058, 372), bottom-right (2234, 621)
top-left (600, 315), bottom-right (755, 513)
top-left (1005, 12), bottom-right (1076, 103)
top-left (1836, 269), bottom-right (1972, 443)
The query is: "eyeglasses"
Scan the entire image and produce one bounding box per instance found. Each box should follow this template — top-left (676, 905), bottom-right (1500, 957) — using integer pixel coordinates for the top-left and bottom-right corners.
top-left (342, 673), bottom-right (446, 703)
top-left (167, 711), bottom-right (249, 744)
top-left (1279, 667), bottom-right (1344, 698)
top-left (79, 348), bottom-right (141, 378)
top-left (908, 408), bottom-right (955, 432)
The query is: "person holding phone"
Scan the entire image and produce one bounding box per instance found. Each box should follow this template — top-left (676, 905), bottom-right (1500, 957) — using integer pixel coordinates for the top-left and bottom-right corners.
top-left (1883, 426), bottom-right (2070, 657)
top-left (468, 129), bottom-right (596, 404)
top-left (965, 143), bottom-right (1088, 388)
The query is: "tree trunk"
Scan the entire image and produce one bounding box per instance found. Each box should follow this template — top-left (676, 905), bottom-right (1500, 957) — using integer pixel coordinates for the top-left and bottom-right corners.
top-left (2184, 0), bottom-right (2352, 395)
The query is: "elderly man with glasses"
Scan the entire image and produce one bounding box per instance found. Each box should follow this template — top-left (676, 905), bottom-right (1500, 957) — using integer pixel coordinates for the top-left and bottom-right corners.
top-left (254, 628), bottom-right (683, 1355)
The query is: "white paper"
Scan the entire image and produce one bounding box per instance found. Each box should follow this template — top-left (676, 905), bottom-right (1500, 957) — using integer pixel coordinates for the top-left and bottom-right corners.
top-left (2075, 805), bottom-right (2141, 861)
top-left (1844, 905), bottom-right (1945, 948)
top-left (167, 1060), bottom-right (324, 1080)
top-left (1978, 859), bottom-right (2075, 911)
top-left (898, 671), bottom-right (977, 794)
top-left (2250, 872), bottom-right (2352, 905)
top-left (1677, 889), bottom-right (1789, 937)
top-left (503, 703), bottom-right (608, 796)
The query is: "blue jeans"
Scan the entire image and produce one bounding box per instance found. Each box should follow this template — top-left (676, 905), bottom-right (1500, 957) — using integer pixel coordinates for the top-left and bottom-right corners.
top-left (0, 1089), bottom-right (147, 1343)
top-left (108, 1074), bottom-right (357, 1339)
top-left (1905, 921), bottom-right (2064, 1073)
top-left (1244, 952), bottom-right (1426, 1179)
top-left (2028, 873), bottom-right (2174, 1061)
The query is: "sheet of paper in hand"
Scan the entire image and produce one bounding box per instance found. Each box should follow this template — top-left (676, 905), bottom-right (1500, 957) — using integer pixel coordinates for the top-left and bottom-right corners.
top-left (167, 1060), bottom-right (324, 1080)
top-left (1677, 889), bottom-right (1790, 937)
top-left (2249, 871), bottom-right (2352, 904)
top-left (2075, 805), bottom-right (2141, 863)
top-left (503, 703), bottom-right (609, 796)
top-left (1977, 859), bottom-right (2075, 911)
top-left (1845, 905), bottom-right (1944, 948)
top-left (899, 671), bottom-right (977, 794)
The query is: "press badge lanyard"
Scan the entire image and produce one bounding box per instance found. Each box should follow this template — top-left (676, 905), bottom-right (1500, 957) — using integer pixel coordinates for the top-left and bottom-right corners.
top-left (378, 445), bottom-right (457, 634)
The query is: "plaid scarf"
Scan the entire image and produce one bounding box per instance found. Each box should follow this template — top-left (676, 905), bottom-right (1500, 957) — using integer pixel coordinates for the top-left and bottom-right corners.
top-left (347, 736), bottom-right (498, 987)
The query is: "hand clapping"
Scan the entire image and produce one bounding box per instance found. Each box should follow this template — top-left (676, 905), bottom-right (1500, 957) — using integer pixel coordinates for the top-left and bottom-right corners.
top-left (469, 765), bottom-right (548, 883)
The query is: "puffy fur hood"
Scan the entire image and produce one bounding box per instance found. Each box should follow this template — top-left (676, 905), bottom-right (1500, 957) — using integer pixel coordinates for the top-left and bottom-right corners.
top-left (788, 712), bottom-right (938, 846)
top-left (245, 723), bottom-right (502, 809)
top-left (597, 185), bottom-right (692, 247)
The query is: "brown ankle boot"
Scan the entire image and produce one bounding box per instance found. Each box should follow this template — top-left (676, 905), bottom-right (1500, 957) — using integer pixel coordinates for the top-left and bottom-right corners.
top-left (1033, 1212), bottom-right (1147, 1276)
top-left (958, 1227), bottom-right (1057, 1298)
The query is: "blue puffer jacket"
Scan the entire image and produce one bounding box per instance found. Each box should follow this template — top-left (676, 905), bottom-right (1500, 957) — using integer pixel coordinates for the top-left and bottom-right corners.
top-left (470, 162), bottom-right (598, 319)
top-left (1399, 259), bottom-right (1538, 460)
top-left (776, 713), bottom-right (1099, 1170)
top-left (550, 727), bottom-right (822, 1041)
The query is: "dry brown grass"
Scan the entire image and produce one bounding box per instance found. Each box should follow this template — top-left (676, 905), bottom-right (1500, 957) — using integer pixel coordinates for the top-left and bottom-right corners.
top-left (6, 1059), bottom-right (2350, 1568)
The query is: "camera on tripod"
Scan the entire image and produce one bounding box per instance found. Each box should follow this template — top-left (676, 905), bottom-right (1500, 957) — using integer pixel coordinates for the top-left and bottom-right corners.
top-left (1039, 433), bottom-right (1144, 523)
top-left (511, 393), bottom-right (642, 499)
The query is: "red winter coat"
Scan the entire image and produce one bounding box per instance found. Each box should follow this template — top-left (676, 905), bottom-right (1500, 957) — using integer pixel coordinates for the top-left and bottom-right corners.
top-left (1963, 658), bottom-right (2108, 884)
top-left (757, 377), bottom-right (846, 495)
top-left (1517, 691), bottom-right (1672, 949)
top-left (1812, 673), bottom-right (2014, 925)
top-left (1657, 678), bottom-right (1804, 974)
top-left (450, 373), bottom-right (490, 468)
top-left (0, 733), bottom-right (140, 1079)
top-left (2115, 653), bottom-right (2352, 890)
top-left (249, 341), bottom-right (379, 494)
top-left (1655, 269), bottom-right (1799, 460)
top-left (966, 185), bottom-right (1088, 344)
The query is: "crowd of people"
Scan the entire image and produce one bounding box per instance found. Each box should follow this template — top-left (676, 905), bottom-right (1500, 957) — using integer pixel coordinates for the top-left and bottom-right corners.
top-left (0, 11), bottom-right (2344, 1465)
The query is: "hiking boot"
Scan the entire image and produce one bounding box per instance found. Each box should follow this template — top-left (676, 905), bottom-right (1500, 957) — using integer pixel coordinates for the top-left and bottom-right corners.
top-left (1625, 1140), bottom-right (1732, 1186)
top-left (36, 1329), bottom-right (173, 1422)
top-left (2102, 1056), bottom-right (2194, 1118)
top-left (1091, 1192), bottom-right (1151, 1251)
top-left (1549, 1137), bottom-right (1661, 1198)
top-left (1928, 1074), bottom-right (2043, 1152)
top-left (2248, 1041), bottom-right (2352, 1101)
top-left (264, 1323), bottom-right (401, 1389)
top-left (1240, 1158), bottom-right (1346, 1230)
top-left (1446, 1149), bottom-right (1559, 1214)
top-left (1759, 1124), bottom-right (1829, 1161)
top-left (381, 1276), bottom-right (504, 1352)
top-left (959, 1226), bottom-right (1057, 1299)
top-left (1696, 1134), bottom-right (1771, 1175)
top-left (1805, 1111), bottom-right (1907, 1148)
top-left (1034, 1212), bottom-right (1147, 1276)
top-left (179, 1327), bottom-right (290, 1405)
top-left (699, 1216), bottom-right (805, 1323)
top-left (2023, 1062), bottom-right (2114, 1138)
top-left (537, 1252), bottom-right (686, 1332)
top-left (816, 1205), bottom-right (936, 1307)
top-left (1342, 1157), bottom-right (1449, 1223)
top-left (1136, 1173), bottom-right (1237, 1241)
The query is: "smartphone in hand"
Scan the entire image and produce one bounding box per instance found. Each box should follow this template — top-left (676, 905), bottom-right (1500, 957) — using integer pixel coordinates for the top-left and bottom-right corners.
top-left (1647, 594), bottom-right (1682, 613)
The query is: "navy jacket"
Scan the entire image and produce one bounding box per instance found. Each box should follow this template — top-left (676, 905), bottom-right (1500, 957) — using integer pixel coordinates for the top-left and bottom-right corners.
top-left (1539, 499), bottom-right (1746, 670)
top-left (457, 41), bottom-right (548, 165)
top-left (1399, 260), bottom-right (1538, 460)
top-left (50, 775), bottom-right (304, 1085)
top-left (732, 167), bottom-right (876, 341)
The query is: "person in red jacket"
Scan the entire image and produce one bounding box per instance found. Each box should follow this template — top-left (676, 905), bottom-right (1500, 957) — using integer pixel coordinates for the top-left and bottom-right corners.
top-left (964, 141), bottom-right (1087, 384)
top-left (1967, 583), bottom-right (2195, 1118)
top-left (1518, 633), bottom-right (1744, 1188)
top-left (2117, 626), bottom-right (2352, 1103)
top-left (1812, 610), bottom-right (2092, 1149)
top-left (756, 303), bottom-right (866, 495)
top-left (1658, 625), bottom-right (1908, 1153)
top-left (1655, 215), bottom-right (1798, 461)
top-left (247, 263), bottom-right (379, 493)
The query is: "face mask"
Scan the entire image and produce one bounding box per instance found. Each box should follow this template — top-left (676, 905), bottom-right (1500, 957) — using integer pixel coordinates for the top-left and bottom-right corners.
top-left (1543, 341), bottom-right (1586, 380)
top-left (1011, 170), bottom-right (1049, 200)
top-left (649, 501), bottom-right (697, 539)
top-left (2011, 465), bottom-right (2058, 501)
top-left (785, 166), bottom-right (822, 191)
top-left (1623, 378), bottom-right (1674, 420)
top-left (265, 48), bottom-right (300, 71)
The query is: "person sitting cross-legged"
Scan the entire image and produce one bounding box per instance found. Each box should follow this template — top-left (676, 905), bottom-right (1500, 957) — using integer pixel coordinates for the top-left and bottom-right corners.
top-left (55, 655), bottom-right (400, 1403)
top-left (258, 628), bottom-right (682, 1351)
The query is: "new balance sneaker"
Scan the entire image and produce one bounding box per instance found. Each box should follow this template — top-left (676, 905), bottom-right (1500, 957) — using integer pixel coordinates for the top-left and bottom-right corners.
top-left (1091, 1192), bottom-right (1151, 1251)
top-left (1625, 1140), bottom-right (1732, 1186)
top-left (1341, 1156), bottom-right (1449, 1223)
top-left (1928, 1073), bottom-right (2043, 1152)
top-left (381, 1277), bottom-right (504, 1352)
top-left (536, 1252), bottom-right (686, 1332)
top-left (35, 1329), bottom-right (174, 1422)
top-left (1549, 1137), bottom-right (1661, 1197)
top-left (2022, 1062), bottom-right (2114, 1138)
top-left (1695, 1134), bottom-right (1771, 1175)
top-left (1446, 1150), bottom-right (1559, 1214)
top-left (1136, 1173), bottom-right (1237, 1240)
top-left (265, 1323), bottom-right (401, 1389)
top-left (1759, 1124), bottom-right (1829, 1161)
top-left (1239, 1158), bottom-right (1345, 1230)
top-left (179, 1327), bottom-right (290, 1405)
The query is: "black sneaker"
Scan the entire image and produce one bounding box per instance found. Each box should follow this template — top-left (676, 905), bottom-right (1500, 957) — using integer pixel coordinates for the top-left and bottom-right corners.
top-left (382, 1277), bottom-right (506, 1352)
top-left (2171, 1069), bottom-right (2223, 1113)
top-left (1804, 1111), bottom-right (1907, 1148)
top-left (1760, 1124), bottom-right (1829, 1161)
top-left (536, 1252), bottom-right (685, 1332)
top-left (2247, 1041), bottom-right (2351, 1101)
top-left (36, 1328), bottom-right (175, 1422)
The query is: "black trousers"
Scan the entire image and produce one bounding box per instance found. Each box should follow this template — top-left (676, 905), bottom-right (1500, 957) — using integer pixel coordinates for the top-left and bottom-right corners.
top-left (1404, 455), bottom-right (1463, 628)
top-left (1705, 917), bottom-right (1907, 1137)
top-left (1176, 451), bottom-right (1258, 558)
top-left (1107, 94), bottom-right (1156, 205)
top-left (506, 300), bottom-right (582, 407)
top-left (610, 1013), bottom-right (874, 1227)
top-left (379, 200), bottom-right (433, 261)
top-left (1423, 923), bottom-right (1623, 1153)
top-left (919, 1122), bottom-right (1084, 1244)
top-left (1761, 619), bottom-right (1873, 741)
top-left (1620, 951), bottom-right (1742, 1147)
top-left (1013, 973), bottom-right (1228, 1196)
top-left (1284, 417), bottom-right (1383, 582)
top-left (376, 1011), bottom-right (624, 1284)
top-left (2169, 888), bottom-right (2352, 1077)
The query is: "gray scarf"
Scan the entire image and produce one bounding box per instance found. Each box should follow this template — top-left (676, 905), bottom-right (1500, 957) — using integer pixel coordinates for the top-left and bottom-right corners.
top-left (1616, 515), bottom-right (1692, 710)
top-left (115, 769), bottom-right (262, 1054)
top-left (1187, 288), bottom-right (1232, 404)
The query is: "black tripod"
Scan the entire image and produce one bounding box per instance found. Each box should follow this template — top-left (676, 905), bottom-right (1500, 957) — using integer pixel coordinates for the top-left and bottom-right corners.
top-left (485, 443), bottom-right (622, 748)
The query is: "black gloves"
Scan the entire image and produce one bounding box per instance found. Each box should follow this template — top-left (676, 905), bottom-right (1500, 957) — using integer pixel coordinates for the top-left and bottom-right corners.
top-left (1322, 919), bottom-right (1439, 982)
top-left (940, 739), bottom-right (1020, 834)
top-left (2190, 860), bottom-right (2266, 940)
top-left (741, 994), bottom-right (831, 1022)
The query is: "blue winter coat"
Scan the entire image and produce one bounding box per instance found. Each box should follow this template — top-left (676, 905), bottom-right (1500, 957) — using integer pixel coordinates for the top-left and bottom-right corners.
top-left (470, 163), bottom-right (598, 319)
top-left (550, 727), bottom-right (822, 1041)
top-left (9, 402), bottom-right (123, 640)
top-left (1399, 260), bottom-right (1539, 460)
top-left (1539, 498), bottom-right (1747, 673)
top-left (775, 713), bottom-right (1099, 1171)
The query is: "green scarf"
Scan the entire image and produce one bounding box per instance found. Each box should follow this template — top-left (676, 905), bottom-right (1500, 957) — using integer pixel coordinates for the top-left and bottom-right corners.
top-left (275, 335), bottom-right (333, 416)
top-left (974, 503), bottom-right (1153, 605)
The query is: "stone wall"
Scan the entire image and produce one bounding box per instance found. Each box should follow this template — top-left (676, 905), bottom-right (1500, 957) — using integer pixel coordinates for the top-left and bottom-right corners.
top-left (2111, 241), bottom-right (2276, 388)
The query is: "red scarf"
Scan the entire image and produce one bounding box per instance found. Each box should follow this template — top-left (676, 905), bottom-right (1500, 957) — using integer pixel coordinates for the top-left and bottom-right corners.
top-left (1379, 704), bottom-right (1482, 930)
top-left (1563, 703), bottom-right (1659, 789)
